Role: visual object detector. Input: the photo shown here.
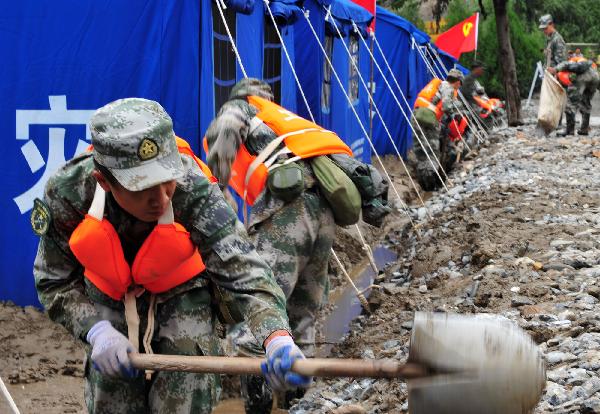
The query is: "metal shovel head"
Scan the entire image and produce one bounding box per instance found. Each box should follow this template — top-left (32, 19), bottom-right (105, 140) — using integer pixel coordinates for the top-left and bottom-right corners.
top-left (408, 312), bottom-right (546, 414)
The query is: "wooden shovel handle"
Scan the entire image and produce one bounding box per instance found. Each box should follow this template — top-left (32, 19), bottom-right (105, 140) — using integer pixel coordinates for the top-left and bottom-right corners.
top-left (129, 353), bottom-right (428, 379)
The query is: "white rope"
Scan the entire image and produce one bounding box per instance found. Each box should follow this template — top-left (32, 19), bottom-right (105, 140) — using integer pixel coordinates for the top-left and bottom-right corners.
top-left (263, 3), bottom-right (383, 267)
top-left (302, 9), bottom-right (417, 225)
top-left (263, 0), bottom-right (315, 121)
top-left (360, 29), bottom-right (450, 190)
top-left (415, 41), bottom-right (485, 146)
top-left (331, 250), bottom-right (370, 312)
top-left (324, 6), bottom-right (431, 219)
top-left (0, 376), bottom-right (20, 414)
top-left (424, 47), bottom-right (489, 143)
top-left (222, 5), bottom-right (382, 273)
top-left (215, 0), bottom-right (248, 79)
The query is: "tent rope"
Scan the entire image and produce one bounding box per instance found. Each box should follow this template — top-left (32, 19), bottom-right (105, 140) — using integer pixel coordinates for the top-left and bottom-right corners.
top-left (357, 28), bottom-right (450, 191)
top-left (216, 3), bottom-right (380, 274)
top-left (302, 9), bottom-right (417, 227)
top-left (0, 376), bottom-right (20, 414)
top-left (214, 0), bottom-right (248, 78)
top-left (324, 5), bottom-right (431, 219)
top-left (264, 2), bottom-right (382, 271)
top-left (424, 46), bottom-right (489, 143)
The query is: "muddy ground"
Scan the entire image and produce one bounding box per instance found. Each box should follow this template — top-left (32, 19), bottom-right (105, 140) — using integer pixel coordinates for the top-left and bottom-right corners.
top-left (2, 102), bottom-right (600, 413)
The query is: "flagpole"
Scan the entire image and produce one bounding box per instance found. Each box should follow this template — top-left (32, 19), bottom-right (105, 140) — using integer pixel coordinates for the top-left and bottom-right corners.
top-left (474, 12), bottom-right (479, 62)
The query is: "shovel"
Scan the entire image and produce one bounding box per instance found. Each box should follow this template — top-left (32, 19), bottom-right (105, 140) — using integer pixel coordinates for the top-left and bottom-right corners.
top-left (130, 312), bottom-right (546, 413)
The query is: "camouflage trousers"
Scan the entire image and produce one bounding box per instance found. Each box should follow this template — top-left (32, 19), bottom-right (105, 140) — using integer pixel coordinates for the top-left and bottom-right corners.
top-left (229, 189), bottom-right (335, 358)
top-left (84, 288), bottom-right (221, 414)
top-left (565, 70), bottom-right (600, 116)
top-left (410, 116), bottom-right (442, 191)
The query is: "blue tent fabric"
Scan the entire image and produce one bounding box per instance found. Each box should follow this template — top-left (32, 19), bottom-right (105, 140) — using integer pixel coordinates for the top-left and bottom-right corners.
top-left (370, 7), bottom-right (423, 157)
top-left (3, 0), bottom-right (459, 307)
top-left (226, 0), bottom-right (256, 15)
top-left (1, 0), bottom-right (200, 306)
top-left (370, 6), bottom-right (462, 158)
top-left (293, 0), bottom-right (372, 162)
top-left (267, 0), bottom-right (303, 23)
top-left (322, 0), bottom-right (374, 37)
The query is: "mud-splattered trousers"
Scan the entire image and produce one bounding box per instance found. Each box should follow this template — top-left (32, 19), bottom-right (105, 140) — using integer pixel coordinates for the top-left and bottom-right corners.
top-left (33, 153), bottom-right (290, 413)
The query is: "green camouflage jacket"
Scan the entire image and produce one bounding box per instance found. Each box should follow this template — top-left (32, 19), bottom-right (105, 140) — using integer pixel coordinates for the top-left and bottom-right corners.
top-left (33, 151), bottom-right (290, 345)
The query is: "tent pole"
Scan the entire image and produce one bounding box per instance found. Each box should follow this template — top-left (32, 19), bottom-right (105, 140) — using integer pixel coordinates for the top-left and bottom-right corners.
top-left (368, 34), bottom-right (374, 146)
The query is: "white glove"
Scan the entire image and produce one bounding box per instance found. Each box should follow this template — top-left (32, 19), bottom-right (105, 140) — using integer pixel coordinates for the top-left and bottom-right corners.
top-left (261, 335), bottom-right (312, 390)
top-left (86, 320), bottom-right (137, 377)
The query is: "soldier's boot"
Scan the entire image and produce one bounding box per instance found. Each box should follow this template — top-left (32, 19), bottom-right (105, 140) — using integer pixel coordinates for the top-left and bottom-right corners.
top-left (577, 113), bottom-right (590, 135)
top-left (241, 374), bottom-right (272, 414)
top-left (558, 113), bottom-right (575, 136)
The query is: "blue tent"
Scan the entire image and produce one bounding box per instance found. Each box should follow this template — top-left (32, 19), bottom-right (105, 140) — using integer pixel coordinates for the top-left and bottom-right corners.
top-left (1, 1), bottom-right (201, 306)
top-left (293, 0), bottom-right (373, 162)
top-left (0, 0), bottom-right (373, 306)
top-left (1, 0), bottom-right (463, 307)
top-left (370, 7), bottom-right (424, 157)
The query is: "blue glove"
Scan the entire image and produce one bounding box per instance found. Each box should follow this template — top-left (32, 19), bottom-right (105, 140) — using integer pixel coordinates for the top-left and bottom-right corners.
top-left (86, 320), bottom-right (137, 378)
top-left (261, 335), bottom-right (312, 390)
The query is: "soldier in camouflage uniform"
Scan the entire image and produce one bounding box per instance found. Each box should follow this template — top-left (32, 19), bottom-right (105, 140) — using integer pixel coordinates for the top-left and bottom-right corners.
top-left (539, 14), bottom-right (567, 74)
top-left (205, 78), bottom-right (389, 413)
top-left (32, 98), bottom-right (309, 413)
top-left (556, 59), bottom-right (600, 135)
top-left (460, 61), bottom-right (485, 107)
top-left (410, 68), bottom-right (464, 191)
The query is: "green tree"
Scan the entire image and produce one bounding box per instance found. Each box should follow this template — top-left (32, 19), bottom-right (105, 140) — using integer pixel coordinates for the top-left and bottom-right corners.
top-left (389, 0), bottom-right (426, 31)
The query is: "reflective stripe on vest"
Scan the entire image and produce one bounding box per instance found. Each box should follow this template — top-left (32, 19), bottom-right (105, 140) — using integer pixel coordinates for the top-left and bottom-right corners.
top-left (203, 96), bottom-right (353, 206)
top-left (414, 78), bottom-right (443, 120)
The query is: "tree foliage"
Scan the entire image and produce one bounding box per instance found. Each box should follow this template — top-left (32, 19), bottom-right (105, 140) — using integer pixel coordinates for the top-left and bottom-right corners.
top-left (429, 0), bottom-right (544, 98)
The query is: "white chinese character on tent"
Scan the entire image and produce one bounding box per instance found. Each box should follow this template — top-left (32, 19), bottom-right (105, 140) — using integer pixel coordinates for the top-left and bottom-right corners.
top-left (14, 96), bottom-right (95, 214)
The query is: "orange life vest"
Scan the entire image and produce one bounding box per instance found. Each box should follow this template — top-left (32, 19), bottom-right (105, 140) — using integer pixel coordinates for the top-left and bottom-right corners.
top-left (71, 138), bottom-right (212, 300)
top-left (557, 71), bottom-right (573, 87)
top-left (175, 137), bottom-right (217, 183)
top-left (569, 56), bottom-right (586, 63)
top-left (203, 95), bottom-right (353, 206)
top-left (448, 116), bottom-right (468, 142)
top-left (414, 78), bottom-right (444, 120)
top-left (473, 96), bottom-right (503, 118)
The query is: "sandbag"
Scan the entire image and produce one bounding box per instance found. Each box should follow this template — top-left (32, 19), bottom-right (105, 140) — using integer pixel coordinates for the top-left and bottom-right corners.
top-left (310, 155), bottom-right (361, 226)
top-left (537, 70), bottom-right (566, 135)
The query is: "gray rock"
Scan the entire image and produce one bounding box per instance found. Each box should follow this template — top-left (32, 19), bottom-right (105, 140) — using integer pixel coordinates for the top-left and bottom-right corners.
top-left (550, 239), bottom-right (575, 249)
top-left (545, 381), bottom-right (570, 406)
top-left (382, 340), bottom-right (400, 350)
top-left (418, 285), bottom-right (428, 294)
top-left (546, 351), bottom-right (577, 365)
top-left (483, 265), bottom-right (508, 278)
top-left (511, 295), bottom-right (534, 307)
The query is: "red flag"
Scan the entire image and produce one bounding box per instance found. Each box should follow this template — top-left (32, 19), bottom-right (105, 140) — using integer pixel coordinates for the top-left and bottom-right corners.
top-left (435, 13), bottom-right (479, 60)
top-left (350, 0), bottom-right (376, 32)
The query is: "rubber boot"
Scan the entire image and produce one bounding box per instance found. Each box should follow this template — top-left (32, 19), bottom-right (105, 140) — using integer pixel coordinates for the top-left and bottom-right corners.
top-left (578, 113), bottom-right (590, 135)
top-left (558, 113), bottom-right (575, 136)
top-left (241, 374), bottom-right (272, 414)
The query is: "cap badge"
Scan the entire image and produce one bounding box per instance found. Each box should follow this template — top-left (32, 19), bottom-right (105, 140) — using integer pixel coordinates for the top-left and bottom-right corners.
top-left (138, 138), bottom-right (159, 161)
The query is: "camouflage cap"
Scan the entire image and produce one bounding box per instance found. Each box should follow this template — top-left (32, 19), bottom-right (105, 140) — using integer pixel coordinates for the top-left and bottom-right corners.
top-left (539, 14), bottom-right (553, 29)
top-left (229, 78), bottom-right (274, 101)
top-left (90, 98), bottom-right (184, 191)
top-left (447, 68), bottom-right (464, 82)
